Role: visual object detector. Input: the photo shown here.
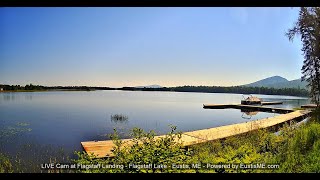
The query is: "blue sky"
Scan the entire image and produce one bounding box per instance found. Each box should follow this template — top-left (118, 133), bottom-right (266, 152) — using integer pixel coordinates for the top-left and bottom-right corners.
top-left (0, 7), bottom-right (303, 87)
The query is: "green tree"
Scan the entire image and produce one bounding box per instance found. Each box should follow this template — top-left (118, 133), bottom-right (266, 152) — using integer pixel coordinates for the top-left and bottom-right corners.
top-left (286, 7), bottom-right (320, 105)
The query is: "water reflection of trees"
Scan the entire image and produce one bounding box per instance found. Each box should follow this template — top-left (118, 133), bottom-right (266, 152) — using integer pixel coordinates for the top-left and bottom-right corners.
top-left (2, 94), bottom-right (16, 101)
top-left (24, 94), bottom-right (33, 100)
top-left (0, 93), bottom-right (34, 101)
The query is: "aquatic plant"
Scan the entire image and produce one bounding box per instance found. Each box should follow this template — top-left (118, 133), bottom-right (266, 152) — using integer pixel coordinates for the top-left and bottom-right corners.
top-left (110, 114), bottom-right (129, 122)
top-left (0, 122), bottom-right (32, 139)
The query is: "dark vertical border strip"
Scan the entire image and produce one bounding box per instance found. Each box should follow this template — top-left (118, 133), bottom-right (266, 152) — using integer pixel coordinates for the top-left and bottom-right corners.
top-left (1, 0), bottom-right (319, 7)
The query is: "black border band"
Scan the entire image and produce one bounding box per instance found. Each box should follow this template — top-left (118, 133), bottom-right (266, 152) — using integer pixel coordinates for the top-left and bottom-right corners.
top-left (1, 0), bottom-right (320, 7)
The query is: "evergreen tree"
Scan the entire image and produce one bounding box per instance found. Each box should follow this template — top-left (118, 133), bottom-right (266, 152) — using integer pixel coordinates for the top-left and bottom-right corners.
top-left (286, 7), bottom-right (320, 104)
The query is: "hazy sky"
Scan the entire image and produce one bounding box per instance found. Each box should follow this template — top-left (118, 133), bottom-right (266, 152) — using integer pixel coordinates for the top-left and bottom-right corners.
top-left (0, 7), bottom-right (303, 87)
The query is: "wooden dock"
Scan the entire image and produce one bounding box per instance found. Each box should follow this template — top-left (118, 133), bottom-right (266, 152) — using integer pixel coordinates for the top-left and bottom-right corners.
top-left (81, 110), bottom-right (311, 158)
top-left (203, 104), bottom-right (293, 114)
top-left (301, 104), bottom-right (318, 109)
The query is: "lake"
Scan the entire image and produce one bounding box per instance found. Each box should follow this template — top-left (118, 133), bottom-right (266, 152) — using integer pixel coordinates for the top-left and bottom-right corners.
top-left (0, 90), bottom-right (309, 170)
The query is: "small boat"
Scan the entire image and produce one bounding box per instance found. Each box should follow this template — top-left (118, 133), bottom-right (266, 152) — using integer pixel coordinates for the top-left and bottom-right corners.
top-left (241, 95), bottom-right (261, 105)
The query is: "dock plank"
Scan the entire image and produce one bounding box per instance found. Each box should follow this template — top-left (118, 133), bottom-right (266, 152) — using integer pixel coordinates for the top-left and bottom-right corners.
top-left (184, 110), bottom-right (310, 141)
top-left (81, 110), bottom-right (311, 158)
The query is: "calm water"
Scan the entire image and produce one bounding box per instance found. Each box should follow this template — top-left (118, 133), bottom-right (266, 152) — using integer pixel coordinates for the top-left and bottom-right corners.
top-left (0, 90), bottom-right (309, 164)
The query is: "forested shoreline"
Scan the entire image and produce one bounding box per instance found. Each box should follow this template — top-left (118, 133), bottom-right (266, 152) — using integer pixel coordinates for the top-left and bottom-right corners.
top-left (0, 84), bottom-right (309, 97)
top-left (122, 86), bottom-right (309, 97)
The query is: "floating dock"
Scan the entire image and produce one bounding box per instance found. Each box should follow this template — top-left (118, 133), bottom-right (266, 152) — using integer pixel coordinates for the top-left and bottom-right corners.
top-left (81, 109), bottom-right (311, 158)
top-left (261, 101), bottom-right (283, 105)
top-left (203, 104), bottom-right (292, 114)
top-left (301, 104), bottom-right (318, 109)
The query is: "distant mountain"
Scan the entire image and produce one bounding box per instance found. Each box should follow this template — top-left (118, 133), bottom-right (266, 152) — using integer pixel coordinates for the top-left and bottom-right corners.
top-left (244, 76), bottom-right (288, 87)
top-left (135, 84), bottom-right (163, 88)
top-left (243, 76), bottom-right (308, 89)
top-left (270, 78), bottom-right (308, 89)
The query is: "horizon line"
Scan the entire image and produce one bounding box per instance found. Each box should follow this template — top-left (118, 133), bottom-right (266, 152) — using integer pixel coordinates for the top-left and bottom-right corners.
top-left (0, 75), bottom-right (303, 88)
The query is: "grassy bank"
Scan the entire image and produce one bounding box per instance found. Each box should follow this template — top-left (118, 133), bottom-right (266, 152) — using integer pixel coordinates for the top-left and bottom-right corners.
top-left (189, 120), bottom-right (320, 172)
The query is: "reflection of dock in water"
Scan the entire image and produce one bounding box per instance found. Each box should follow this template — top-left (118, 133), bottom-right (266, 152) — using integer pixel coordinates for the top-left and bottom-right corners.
top-left (241, 109), bottom-right (259, 119)
top-left (241, 109), bottom-right (259, 116)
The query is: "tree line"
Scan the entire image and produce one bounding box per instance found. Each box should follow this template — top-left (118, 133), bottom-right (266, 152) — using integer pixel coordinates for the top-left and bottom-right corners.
top-left (0, 84), bottom-right (46, 91)
top-left (0, 83), bottom-right (309, 97)
top-left (0, 84), bottom-right (115, 91)
top-left (119, 85), bottom-right (309, 97)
